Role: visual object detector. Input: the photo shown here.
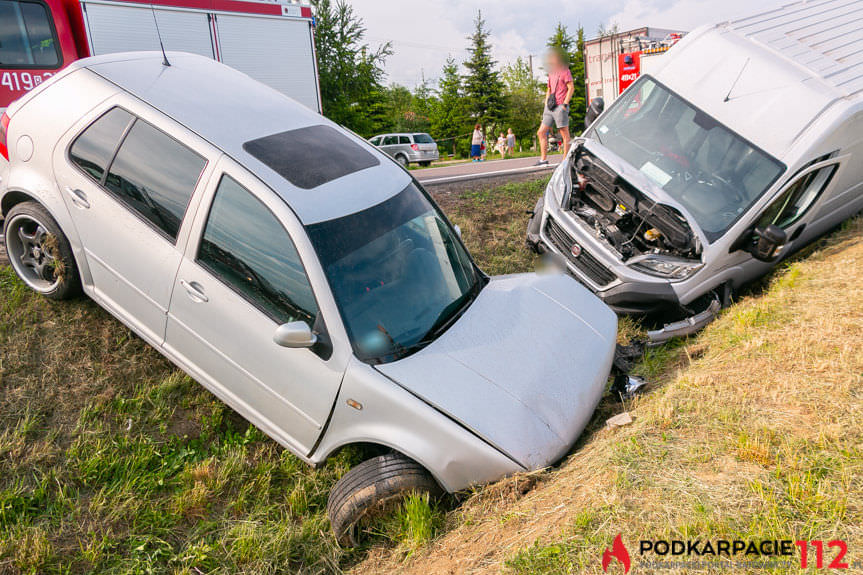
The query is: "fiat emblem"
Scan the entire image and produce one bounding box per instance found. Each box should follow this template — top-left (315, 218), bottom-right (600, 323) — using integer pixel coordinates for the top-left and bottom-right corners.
top-left (570, 243), bottom-right (582, 258)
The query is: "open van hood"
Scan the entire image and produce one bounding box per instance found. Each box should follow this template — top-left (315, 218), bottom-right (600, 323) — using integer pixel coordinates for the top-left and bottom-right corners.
top-left (376, 273), bottom-right (617, 469)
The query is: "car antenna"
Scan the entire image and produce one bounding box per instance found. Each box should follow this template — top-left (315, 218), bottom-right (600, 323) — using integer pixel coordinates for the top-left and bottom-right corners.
top-left (724, 57), bottom-right (749, 102)
top-left (150, 5), bottom-right (171, 67)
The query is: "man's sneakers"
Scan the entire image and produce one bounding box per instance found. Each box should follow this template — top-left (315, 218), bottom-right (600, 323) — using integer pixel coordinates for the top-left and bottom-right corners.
top-left (535, 159), bottom-right (549, 166)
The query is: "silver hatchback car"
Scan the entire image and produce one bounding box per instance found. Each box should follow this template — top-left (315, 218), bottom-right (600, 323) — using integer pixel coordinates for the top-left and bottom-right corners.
top-left (0, 52), bottom-right (617, 545)
top-left (369, 132), bottom-right (440, 167)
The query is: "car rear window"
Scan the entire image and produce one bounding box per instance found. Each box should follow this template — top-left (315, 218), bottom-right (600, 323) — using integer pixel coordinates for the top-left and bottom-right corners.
top-left (69, 108), bottom-right (135, 182)
top-left (105, 119), bottom-right (207, 241)
top-left (0, 0), bottom-right (60, 68)
top-left (243, 125), bottom-right (380, 190)
top-left (413, 134), bottom-right (434, 144)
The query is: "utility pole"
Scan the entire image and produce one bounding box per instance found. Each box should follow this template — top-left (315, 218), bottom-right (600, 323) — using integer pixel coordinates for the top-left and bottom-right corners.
top-left (529, 54), bottom-right (534, 80)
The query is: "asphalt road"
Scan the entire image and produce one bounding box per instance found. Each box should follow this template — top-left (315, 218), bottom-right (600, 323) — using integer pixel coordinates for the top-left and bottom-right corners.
top-left (414, 155), bottom-right (560, 186)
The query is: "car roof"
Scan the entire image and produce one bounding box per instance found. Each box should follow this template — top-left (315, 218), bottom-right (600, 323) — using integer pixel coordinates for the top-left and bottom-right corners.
top-left (71, 52), bottom-right (410, 225)
top-left (651, 0), bottom-right (862, 159)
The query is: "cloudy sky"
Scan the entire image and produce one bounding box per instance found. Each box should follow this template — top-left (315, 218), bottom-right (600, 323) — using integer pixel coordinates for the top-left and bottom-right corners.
top-left (349, 0), bottom-right (788, 88)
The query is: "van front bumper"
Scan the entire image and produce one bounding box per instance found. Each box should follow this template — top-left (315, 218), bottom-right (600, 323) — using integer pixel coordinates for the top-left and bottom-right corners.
top-left (535, 211), bottom-right (680, 315)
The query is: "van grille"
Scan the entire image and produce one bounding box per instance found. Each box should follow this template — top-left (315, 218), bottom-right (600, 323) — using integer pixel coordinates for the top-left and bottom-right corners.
top-left (545, 218), bottom-right (616, 287)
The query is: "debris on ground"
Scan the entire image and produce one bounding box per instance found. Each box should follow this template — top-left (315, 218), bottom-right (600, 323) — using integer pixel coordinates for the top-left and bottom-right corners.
top-left (606, 412), bottom-right (633, 428)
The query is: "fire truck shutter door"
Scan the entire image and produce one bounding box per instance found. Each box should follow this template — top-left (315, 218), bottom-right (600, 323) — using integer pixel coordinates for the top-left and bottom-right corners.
top-left (214, 15), bottom-right (319, 112)
top-left (83, 3), bottom-right (215, 59)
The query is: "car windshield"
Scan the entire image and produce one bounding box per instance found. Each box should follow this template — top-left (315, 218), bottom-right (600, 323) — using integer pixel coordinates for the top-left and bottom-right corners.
top-left (588, 76), bottom-right (785, 241)
top-left (413, 134), bottom-right (435, 144)
top-left (307, 183), bottom-right (482, 364)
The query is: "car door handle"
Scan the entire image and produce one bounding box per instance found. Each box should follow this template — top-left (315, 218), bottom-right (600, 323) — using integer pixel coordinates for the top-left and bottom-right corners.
top-left (179, 279), bottom-right (209, 303)
top-left (65, 187), bottom-right (90, 209)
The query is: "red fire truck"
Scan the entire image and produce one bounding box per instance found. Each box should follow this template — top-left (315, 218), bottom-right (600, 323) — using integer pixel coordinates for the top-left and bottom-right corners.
top-left (0, 0), bottom-right (320, 112)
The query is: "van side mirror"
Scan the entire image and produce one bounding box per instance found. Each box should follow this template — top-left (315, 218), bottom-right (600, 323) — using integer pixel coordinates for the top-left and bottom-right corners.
top-left (273, 321), bottom-right (318, 348)
top-left (750, 224), bottom-right (787, 262)
top-left (586, 98), bottom-right (605, 128)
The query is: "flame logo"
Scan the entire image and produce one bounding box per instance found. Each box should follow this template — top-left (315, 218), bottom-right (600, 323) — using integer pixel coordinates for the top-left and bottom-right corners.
top-left (602, 533), bottom-right (631, 573)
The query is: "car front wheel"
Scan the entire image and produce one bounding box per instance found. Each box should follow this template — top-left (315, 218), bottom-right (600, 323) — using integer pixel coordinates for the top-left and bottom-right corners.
top-left (327, 452), bottom-right (442, 547)
top-left (3, 201), bottom-right (81, 300)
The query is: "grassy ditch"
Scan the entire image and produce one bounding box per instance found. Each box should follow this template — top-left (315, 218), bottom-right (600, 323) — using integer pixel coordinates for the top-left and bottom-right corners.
top-left (2, 175), bottom-right (859, 575)
top-left (0, 177), bottom-right (548, 574)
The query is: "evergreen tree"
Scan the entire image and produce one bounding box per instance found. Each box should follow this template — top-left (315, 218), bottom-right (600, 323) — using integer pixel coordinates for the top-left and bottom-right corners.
top-left (430, 57), bottom-right (469, 156)
top-left (463, 11), bottom-right (506, 129)
top-left (571, 26), bottom-right (587, 130)
top-left (312, 0), bottom-right (392, 136)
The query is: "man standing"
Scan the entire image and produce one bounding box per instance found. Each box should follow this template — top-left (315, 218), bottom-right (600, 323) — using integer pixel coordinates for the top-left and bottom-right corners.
top-left (537, 48), bottom-right (575, 166)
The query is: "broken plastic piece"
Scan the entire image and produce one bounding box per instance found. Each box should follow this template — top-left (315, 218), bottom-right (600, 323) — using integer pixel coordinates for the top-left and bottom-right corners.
top-left (611, 373), bottom-right (647, 400)
top-left (647, 298), bottom-right (721, 345)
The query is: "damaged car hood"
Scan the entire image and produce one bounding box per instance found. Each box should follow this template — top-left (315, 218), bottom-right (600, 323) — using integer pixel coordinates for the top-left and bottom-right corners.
top-left (376, 273), bottom-right (617, 469)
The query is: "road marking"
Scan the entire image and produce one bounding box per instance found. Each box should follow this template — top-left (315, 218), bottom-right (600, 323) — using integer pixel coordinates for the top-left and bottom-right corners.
top-left (418, 162), bottom-right (560, 185)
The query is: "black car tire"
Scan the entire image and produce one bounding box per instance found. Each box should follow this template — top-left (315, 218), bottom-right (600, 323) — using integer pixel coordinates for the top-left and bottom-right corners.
top-left (3, 201), bottom-right (81, 300)
top-left (327, 453), bottom-right (442, 547)
top-left (395, 154), bottom-right (409, 167)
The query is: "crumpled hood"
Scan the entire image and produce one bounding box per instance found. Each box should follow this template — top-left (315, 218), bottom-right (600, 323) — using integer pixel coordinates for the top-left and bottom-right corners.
top-left (376, 273), bottom-right (617, 469)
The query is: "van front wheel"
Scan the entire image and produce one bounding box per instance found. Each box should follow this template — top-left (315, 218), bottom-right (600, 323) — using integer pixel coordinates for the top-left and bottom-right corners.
top-left (327, 453), bottom-right (442, 547)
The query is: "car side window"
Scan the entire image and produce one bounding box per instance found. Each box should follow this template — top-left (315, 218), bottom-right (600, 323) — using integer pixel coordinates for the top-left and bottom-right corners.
top-left (399, 136), bottom-right (411, 145)
top-left (104, 119), bottom-right (207, 241)
top-left (383, 136), bottom-right (397, 146)
top-left (69, 108), bottom-right (134, 182)
top-left (370, 136), bottom-right (381, 146)
top-left (197, 175), bottom-right (319, 327)
top-left (757, 164), bottom-right (837, 230)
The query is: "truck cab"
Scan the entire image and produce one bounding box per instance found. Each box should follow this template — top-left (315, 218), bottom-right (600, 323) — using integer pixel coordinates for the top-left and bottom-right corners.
top-left (0, 0), bottom-right (87, 111)
top-left (1, 0), bottom-right (320, 114)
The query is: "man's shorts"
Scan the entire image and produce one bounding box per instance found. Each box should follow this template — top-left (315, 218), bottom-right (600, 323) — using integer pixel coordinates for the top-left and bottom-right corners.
top-left (542, 104), bottom-right (570, 129)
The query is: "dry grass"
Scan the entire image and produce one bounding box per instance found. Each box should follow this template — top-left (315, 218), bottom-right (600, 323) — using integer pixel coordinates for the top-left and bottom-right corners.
top-left (353, 217), bottom-right (863, 574)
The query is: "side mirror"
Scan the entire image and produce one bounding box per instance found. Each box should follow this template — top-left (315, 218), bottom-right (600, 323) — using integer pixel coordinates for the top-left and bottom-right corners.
top-left (273, 321), bottom-right (318, 349)
top-left (750, 224), bottom-right (787, 262)
top-left (585, 98), bottom-right (605, 128)
top-left (453, 224), bottom-right (462, 238)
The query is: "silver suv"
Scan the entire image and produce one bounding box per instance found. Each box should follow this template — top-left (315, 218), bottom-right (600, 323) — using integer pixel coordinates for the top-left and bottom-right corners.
top-left (369, 132), bottom-right (440, 167)
top-left (0, 53), bottom-right (617, 545)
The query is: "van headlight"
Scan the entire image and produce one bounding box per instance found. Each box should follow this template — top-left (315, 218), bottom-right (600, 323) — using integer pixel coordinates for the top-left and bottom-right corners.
top-left (546, 158), bottom-right (569, 205)
top-left (630, 256), bottom-right (703, 280)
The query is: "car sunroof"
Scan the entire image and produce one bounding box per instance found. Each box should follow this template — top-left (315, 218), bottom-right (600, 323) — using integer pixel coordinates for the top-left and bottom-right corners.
top-left (243, 125), bottom-right (380, 190)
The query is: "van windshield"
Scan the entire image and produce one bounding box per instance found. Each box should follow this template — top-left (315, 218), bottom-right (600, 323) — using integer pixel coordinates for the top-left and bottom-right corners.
top-left (588, 76), bottom-right (784, 241)
top-left (0, 0), bottom-right (60, 68)
top-left (306, 183), bottom-right (482, 364)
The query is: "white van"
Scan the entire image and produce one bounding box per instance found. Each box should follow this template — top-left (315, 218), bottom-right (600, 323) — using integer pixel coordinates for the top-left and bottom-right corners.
top-left (528, 0), bottom-right (863, 341)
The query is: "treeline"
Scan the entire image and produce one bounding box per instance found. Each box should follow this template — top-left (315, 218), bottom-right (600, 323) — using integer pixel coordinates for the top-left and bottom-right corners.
top-left (312, 0), bottom-right (586, 156)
